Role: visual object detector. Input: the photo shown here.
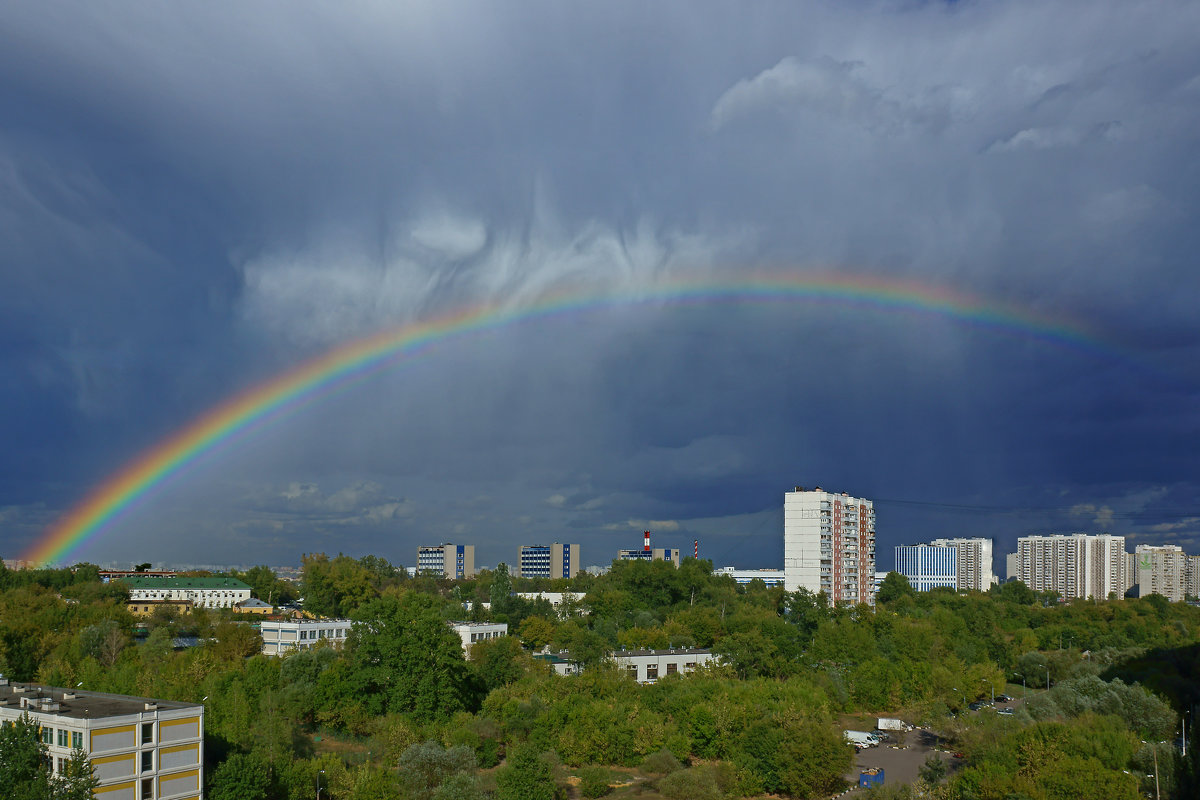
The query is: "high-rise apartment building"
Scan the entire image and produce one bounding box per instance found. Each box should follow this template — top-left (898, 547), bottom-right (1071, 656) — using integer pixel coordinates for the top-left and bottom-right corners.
top-left (1187, 555), bottom-right (1200, 600)
top-left (930, 537), bottom-right (995, 591)
top-left (417, 543), bottom-right (475, 579)
top-left (1134, 544), bottom-right (1188, 602)
top-left (894, 544), bottom-right (957, 592)
top-left (784, 487), bottom-right (876, 605)
top-left (1015, 534), bottom-right (1126, 600)
top-left (518, 543), bottom-right (580, 579)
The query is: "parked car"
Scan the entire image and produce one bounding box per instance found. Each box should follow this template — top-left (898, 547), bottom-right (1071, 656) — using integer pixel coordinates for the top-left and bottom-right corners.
top-left (996, 694), bottom-right (1012, 702)
top-left (998, 707), bottom-right (1015, 716)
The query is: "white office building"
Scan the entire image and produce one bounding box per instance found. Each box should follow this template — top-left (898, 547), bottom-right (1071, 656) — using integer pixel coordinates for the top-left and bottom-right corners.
top-left (1016, 534), bottom-right (1127, 600)
top-left (260, 619), bottom-right (353, 656)
top-left (784, 487), bottom-right (876, 605)
top-left (894, 545), bottom-right (958, 592)
top-left (930, 537), bottom-right (996, 591)
top-left (417, 544), bottom-right (476, 579)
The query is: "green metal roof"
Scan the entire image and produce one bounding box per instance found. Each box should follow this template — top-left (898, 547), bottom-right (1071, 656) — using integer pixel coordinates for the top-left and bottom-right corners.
top-left (121, 576), bottom-right (251, 590)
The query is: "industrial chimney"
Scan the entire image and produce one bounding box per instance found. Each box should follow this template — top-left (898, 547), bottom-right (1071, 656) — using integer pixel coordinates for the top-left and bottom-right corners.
top-left (643, 531), bottom-right (651, 552)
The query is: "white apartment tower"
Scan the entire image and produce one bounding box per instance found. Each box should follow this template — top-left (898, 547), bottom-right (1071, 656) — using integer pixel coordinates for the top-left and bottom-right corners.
top-left (784, 487), bottom-right (876, 605)
top-left (1016, 534), bottom-right (1127, 600)
top-left (930, 537), bottom-right (996, 591)
top-left (1134, 544), bottom-right (1188, 602)
top-left (1187, 555), bottom-right (1200, 600)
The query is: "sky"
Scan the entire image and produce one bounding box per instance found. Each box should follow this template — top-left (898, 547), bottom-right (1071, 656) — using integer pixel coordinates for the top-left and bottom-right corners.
top-left (2, 0), bottom-right (1199, 573)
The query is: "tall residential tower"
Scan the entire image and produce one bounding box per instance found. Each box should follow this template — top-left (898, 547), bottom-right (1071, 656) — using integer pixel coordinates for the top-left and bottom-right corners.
top-left (784, 487), bottom-right (875, 605)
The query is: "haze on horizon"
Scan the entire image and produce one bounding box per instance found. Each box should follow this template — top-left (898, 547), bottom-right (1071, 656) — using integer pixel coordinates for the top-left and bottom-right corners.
top-left (2, 0), bottom-right (1198, 572)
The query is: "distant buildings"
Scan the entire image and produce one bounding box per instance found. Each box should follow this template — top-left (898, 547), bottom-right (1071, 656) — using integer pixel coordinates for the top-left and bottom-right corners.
top-left (714, 567), bottom-right (786, 588)
top-left (1015, 534), bottom-right (1127, 600)
top-left (1133, 544), bottom-right (1188, 602)
top-left (894, 544), bottom-right (957, 592)
top-left (122, 576), bottom-right (251, 609)
top-left (784, 487), bottom-right (876, 605)
top-left (417, 543), bottom-right (476, 579)
top-left (617, 531), bottom-right (681, 567)
top-left (930, 537), bottom-right (996, 591)
top-left (1188, 555), bottom-right (1200, 599)
top-left (518, 543), bottom-right (580, 579)
top-left (0, 677), bottom-right (205, 798)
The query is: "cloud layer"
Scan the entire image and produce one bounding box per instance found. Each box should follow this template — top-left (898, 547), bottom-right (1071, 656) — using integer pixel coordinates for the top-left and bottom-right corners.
top-left (1, 1), bottom-right (1198, 569)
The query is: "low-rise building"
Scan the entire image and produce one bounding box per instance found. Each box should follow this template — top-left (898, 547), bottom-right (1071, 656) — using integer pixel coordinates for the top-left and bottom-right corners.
top-left (532, 650), bottom-right (583, 676)
top-left (234, 598), bottom-right (273, 615)
top-left (514, 591), bottom-right (585, 614)
top-left (449, 621), bottom-right (508, 655)
top-left (0, 677), bottom-right (204, 800)
top-left (260, 619), bottom-right (353, 656)
top-left (126, 599), bottom-right (193, 618)
top-left (612, 648), bottom-right (716, 683)
top-left (122, 576), bottom-right (252, 610)
top-left (714, 567), bottom-right (786, 587)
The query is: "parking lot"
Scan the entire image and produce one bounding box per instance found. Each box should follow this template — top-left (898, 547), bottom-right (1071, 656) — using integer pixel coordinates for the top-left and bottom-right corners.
top-left (842, 729), bottom-right (958, 791)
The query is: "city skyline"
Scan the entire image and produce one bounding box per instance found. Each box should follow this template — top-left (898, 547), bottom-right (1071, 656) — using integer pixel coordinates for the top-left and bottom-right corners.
top-left (2, 2), bottom-right (1199, 570)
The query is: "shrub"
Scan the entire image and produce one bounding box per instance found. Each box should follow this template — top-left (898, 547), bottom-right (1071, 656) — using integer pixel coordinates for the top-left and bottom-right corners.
top-left (579, 766), bottom-right (614, 798)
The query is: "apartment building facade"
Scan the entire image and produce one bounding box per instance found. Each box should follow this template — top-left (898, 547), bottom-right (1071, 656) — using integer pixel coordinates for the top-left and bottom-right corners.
top-left (1134, 544), bottom-right (1188, 602)
top-left (930, 537), bottom-right (996, 591)
top-left (894, 544), bottom-right (958, 592)
top-left (1015, 534), bottom-right (1127, 600)
top-left (450, 621), bottom-right (508, 656)
top-left (612, 648), bottom-right (717, 683)
top-left (518, 543), bottom-right (580, 579)
top-left (417, 544), bottom-right (476, 579)
top-left (784, 487), bottom-right (876, 605)
top-left (0, 678), bottom-right (204, 800)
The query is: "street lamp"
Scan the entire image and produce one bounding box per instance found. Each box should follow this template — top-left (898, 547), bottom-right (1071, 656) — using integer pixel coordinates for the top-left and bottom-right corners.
top-left (316, 768), bottom-right (324, 800)
top-left (982, 678), bottom-right (994, 705)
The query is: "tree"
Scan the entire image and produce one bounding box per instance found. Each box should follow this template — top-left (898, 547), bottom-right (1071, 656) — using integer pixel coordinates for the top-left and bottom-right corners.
top-left (0, 714), bottom-right (97, 800)
top-left (876, 572), bottom-right (916, 605)
top-left (918, 753), bottom-right (946, 785)
top-left (347, 592), bottom-right (477, 720)
top-left (397, 741), bottom-right (476, 800)
top-left (495, 744), bottom-right (557, 800)
top-left (208, 752), bottom-right (272, 800)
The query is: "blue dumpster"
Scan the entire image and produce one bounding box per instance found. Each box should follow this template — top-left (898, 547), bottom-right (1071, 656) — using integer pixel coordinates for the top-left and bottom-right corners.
top-left (859, 768), bottom-right (884, 787)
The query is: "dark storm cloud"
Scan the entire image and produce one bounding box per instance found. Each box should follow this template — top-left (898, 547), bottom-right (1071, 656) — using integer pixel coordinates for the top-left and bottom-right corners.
top-left (1, 1), bottom-right (1198, 568)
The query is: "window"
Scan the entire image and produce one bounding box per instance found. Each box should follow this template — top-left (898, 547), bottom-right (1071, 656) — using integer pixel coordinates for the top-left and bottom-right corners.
top-left (142, 750), bottom-right (153, 772)
top-left (646, 665), bottom-right (659, 680)
top-left (41, 727), bottom-right (53, 745)
top-left (626, 665), bottom-right (638, 679)
top-left (142, 723), bottom-right (153, 744)
top-left (58, 729), bottom-right (68, 747)
top-left (72, 731), bottom-right (83, 749)
top-left (666, 663), bottom-right (678, 676)
top-left (141, 777), bottom-right (153, 800)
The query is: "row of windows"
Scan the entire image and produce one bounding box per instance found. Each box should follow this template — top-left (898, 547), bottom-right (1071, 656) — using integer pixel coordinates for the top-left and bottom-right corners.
top-left (469, 630), bottom-right (504, 643)
top-left (36, 726), bottom-right (84, 750)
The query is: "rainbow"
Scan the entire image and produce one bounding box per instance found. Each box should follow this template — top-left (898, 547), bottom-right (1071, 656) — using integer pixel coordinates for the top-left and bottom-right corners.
top-left (24, 271), bottom-right (1107, 567)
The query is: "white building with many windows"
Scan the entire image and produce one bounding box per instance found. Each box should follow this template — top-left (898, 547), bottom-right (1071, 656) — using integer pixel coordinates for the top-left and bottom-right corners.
top-left (930, 537), bottom-right (996, 591)
top-left (1016, 534), bottom-right (1127, 600)
top-left (714, 567), bottom-right (787, 587)
top-left (417, 544), bottom-right (476, 579)
top-left (260, 619), bottom-right (353, 656)
top-left (0, 677), bottom-right (204, 800)
top-left (784, 487), bottom-right (876, 605)
top-left (518, 543), bottom-right (581, 579)
top-left (894, 545), bottom-right (958, 592)
top-left (121, 576), bottom-right (251, 610)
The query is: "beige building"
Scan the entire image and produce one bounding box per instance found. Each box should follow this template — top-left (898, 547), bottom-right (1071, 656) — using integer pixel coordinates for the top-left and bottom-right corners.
top-left (1016, 534), bottom-right (1127, 600)
top-left (518, 543), bottom-right (581, 579)
top-left (1134, 544), bottom-right (1188, 602)
top-left (930, 537), bottom-right (996, 591)
top-left (417, 544), bottom-right (476, 579)
top-left (1187, 555), bottom-right (1200, 600)
top-left (126, 599), bottom-right (193, 618)
top-left (613, 648), bottom-right (717, 683)
top-left (0, 678), bottom-right (204, 800)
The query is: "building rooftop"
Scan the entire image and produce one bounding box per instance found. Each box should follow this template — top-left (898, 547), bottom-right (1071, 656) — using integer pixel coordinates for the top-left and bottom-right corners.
top-left (0, 679), bottom-right (201, 721)
top-left (121, 576), bottom-right (250, 590)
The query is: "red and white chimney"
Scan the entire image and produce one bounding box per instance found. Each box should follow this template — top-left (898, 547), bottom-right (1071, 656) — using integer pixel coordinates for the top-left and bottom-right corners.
top-left (643, 530), bottom-right (651, 552)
